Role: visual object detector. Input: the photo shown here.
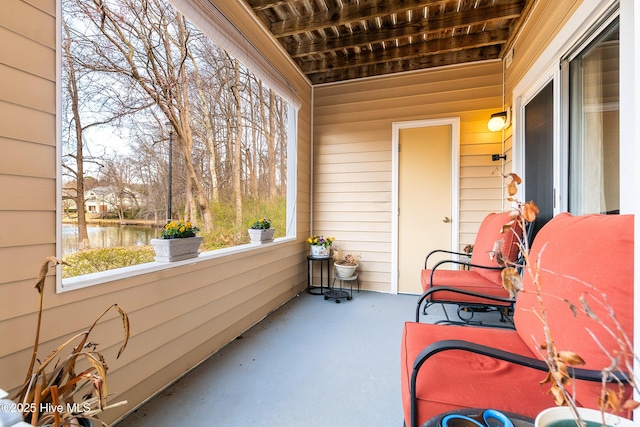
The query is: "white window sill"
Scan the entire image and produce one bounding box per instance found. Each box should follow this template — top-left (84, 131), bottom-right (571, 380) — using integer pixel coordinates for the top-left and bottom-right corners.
top-left (58, 236), bottom-right (296, 293)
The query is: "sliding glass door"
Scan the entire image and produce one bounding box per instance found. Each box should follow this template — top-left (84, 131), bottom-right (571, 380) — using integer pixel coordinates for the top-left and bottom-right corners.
top-left (567, 18), bottom-right (619, 215)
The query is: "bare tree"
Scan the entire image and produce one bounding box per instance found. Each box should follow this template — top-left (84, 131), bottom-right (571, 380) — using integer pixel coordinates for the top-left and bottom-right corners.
top-left (61, 11), bottom-right (129, 249)
top-left (100, 157), bottom-right (140, 220)
top-left (62, 0), bottom-right (291, 255)
top-left (73, 0), bottom-right (215, 232)
top-left (61, 22), bottom-right (91, 250)
top-left (188, 38), bottom-right (221, 203)
top-left (230, 57), bottom-right (244, 228)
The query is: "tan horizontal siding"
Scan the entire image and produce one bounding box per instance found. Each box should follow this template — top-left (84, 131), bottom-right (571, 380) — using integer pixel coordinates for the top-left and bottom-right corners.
top-left (0, 1), bottom-right (313, 425)
top-left (0, 175), bottom-right (55, 210)
top-left (0, 0), bottom-right (55, 48)
top-left (0, 27), bottom-right (56, 80)
top-left (0, 102), bottom-right (56, 145)
top-left (0, 65), bottom-right (55, 112)
top-left (461, 176), bottom-right (503, 189)
top-left (313, 61), bottom-right (505, 293)
top-left (0, 211), bottom-right (55, 248)
top-left (0, 138), bottom-right (56, 178)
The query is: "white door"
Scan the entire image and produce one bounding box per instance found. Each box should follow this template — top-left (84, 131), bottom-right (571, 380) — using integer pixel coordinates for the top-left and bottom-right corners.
top-left (394, 119), bottom-right (459, 294)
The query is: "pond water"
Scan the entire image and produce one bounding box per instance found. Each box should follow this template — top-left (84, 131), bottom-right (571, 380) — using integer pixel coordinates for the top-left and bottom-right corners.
top-left (62, 223), bottom-right (162, 255)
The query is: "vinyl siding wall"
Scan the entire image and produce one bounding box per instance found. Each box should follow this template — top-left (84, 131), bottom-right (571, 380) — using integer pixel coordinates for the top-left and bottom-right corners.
top-left (0, 0), bottom-right (312, 424)
top-left (312, 62), bottom-right (505, 293)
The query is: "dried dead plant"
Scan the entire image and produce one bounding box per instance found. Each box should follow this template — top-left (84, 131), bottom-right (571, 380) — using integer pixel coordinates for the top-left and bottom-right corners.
top-left (12, 256), bottom-right (130, 426)
top-left (496, 174), bottom-right (639, 425)
top-left (332, 249), bottom-right (361, 266)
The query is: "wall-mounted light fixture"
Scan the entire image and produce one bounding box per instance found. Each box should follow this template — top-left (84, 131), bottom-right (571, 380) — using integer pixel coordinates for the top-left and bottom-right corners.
top-left (492, 154), bottom-right (507, 161)
top-left (487, 107), bottom-right (511, 132)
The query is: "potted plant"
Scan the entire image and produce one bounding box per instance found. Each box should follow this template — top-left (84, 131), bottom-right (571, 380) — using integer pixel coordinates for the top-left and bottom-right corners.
top-left (150, 220), bottom-right (202, 262)
top-left (248, 217), bottom-right (275, 244)
top-left (307, 235), bottom-right (334, 257)
top-left (497, 174), bottom-right (638, 427)
top-left (332, 249), bottom-right (361, 278)
top-left (8, 256), bottom-right (130, 427)
top-left (462, 244), bottom-right (473, 257)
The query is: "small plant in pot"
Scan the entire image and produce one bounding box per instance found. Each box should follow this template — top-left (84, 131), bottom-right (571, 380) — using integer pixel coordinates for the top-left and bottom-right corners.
top-left (151, 220), bottom-right (203, 261)
top-left (161, 220), bottom-right (199, 239)
top-left (463, 244), bottom-right (473, 258)
top-left (307, 235), bottom-right (335, 257)
top-left (333, 249), bottom-right (361, 278)
top-left (248, 217), bottom-right (275, 244)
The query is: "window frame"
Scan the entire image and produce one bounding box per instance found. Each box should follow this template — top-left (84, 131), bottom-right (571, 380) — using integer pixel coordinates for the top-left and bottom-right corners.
top-left (513, 0), bottom-right (620, 217)
top-left (563, 15), bottom-right (620, 215)
top-left (55, 0), bottom-right (299, 293)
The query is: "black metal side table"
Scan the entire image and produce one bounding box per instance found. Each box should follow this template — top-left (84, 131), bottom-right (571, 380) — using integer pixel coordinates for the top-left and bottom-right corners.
top-left (307, 255), bottom-right (331, 295)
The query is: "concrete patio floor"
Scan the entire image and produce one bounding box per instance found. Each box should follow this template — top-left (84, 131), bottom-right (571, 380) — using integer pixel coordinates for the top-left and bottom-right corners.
top-left (114, 290), bottom-right (509, 427)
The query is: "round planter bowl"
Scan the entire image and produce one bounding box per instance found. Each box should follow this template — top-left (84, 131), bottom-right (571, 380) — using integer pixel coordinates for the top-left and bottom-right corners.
top-left (535, 407), bottom-right (635, 427)
top-left (334, 263), bottom-right (358, 278)
top-left (310, 245), bottom-right (330, 257)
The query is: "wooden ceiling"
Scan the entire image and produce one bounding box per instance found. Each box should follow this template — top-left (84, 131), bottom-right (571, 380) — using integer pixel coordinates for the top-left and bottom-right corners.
top-left (244, 0), bottom-right (532, 85)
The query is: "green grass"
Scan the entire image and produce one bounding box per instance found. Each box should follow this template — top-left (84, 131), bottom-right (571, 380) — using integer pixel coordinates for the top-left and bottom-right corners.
top-left (62, 198), bottom-right (287, 277)
top-left (62, 246), bottom-right (156, 278)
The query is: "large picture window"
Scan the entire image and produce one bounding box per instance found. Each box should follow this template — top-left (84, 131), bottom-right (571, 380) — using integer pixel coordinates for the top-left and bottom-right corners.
top-left (60, 0), bottom-right (297, 281)
top-left (567, 18), bottom-right (619, 215)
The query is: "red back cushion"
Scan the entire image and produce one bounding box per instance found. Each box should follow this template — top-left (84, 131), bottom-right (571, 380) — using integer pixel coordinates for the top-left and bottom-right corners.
top-left (470, 211), bottom-right (523, 284)
top-left (514, 213), bottom-right (634, 372)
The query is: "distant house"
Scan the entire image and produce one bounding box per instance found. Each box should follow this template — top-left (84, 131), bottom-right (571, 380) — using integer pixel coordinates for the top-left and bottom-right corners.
top-left (85, 186), bottom-right (141, 215)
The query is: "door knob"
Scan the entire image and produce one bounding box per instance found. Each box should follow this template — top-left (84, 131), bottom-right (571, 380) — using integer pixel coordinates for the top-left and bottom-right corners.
top-left (443, 217), bottom-right (451, 223)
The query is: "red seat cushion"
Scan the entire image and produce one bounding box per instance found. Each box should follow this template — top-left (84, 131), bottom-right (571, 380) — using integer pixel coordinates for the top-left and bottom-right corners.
top-left (469, 211), bottom-right (522, 284)
top-left (420, 212), bottom-right (522, 306)
top-left (401, 322), bottom-right (552, 426)
top-left (420, 269), bottom-right (511, 306)
top-left (403, 213), bottom-right (634, 427)
top-left (514, 213), bottom-right (634, 406)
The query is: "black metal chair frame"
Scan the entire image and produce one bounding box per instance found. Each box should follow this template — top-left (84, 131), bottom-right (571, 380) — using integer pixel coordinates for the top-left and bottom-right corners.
top-left (417, 220), bottom-right (533, 325)
top-left (418, 251), bottom-right (515, 325)
top-left (415, 285), bottom-right (516, 326)
top-left (408, 339), bottom-right (630, 427)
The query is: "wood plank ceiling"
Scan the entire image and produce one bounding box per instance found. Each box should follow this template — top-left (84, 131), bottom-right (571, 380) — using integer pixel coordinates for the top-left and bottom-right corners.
top-left (244, 0), bottom-right (532, 85)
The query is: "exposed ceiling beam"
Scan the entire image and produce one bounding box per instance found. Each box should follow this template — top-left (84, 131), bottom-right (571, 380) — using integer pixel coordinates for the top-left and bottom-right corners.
top-left (308, 45), bottom-right (502, 85)
top-left (243, 0), bottom-right (530, 84)
top-left (246, 0), bottom-right (299, 12)
top-left (270, 0), bottom-right (452, 38)
top-left (288, 2), bottom-right (524, 58)
top-left (299, 28), bottom-right (510, 74)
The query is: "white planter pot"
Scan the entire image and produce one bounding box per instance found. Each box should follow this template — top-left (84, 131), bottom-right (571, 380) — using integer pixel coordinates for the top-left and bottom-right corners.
top-left (334, 263), bottom-right (358, 278)
top-left (535, 407), bottom-right (636, 427)
top-left (248, 228), bottom-right (275, 244)
top-left (310, 245), bottom-right (330, 257)
top-left (151, 236), bottom-right (203, 262)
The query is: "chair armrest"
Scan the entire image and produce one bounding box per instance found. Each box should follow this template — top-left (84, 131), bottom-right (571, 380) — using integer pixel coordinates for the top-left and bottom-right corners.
top-left (425, 249), bottom-right (468, 268)
top-left (429, 259), bottom-right (503, 284)
top-left (408, 339), bottom-right (621, 427)
top-left (415, 286), bottom-right (515, 322)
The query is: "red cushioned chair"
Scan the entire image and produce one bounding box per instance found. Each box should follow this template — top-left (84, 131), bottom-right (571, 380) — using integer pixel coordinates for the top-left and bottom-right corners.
top-left (401, 213), bottom-right (634, 427)
top-left (417, 211), bottom-right (524, 324)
